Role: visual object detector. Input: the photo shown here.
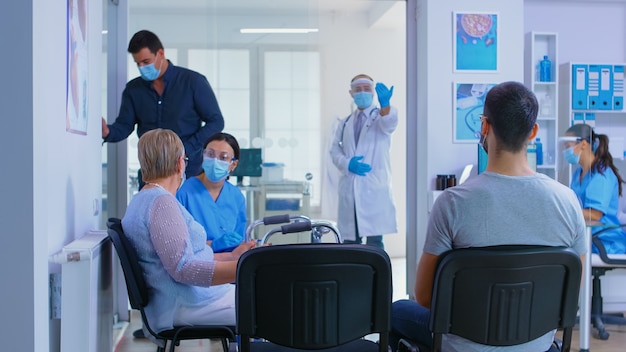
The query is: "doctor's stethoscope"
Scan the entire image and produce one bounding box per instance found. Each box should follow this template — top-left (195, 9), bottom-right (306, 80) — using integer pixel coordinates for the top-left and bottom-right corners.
top-left (338, 108), bottom-right (380, 149)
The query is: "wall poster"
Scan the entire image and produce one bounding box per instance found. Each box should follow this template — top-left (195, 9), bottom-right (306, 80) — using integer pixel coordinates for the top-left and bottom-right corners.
top-left (453, 12), bottom-right (498, 72)
top-left (453, 82), bottom-right (496, 143)
top-left (66, 0), bottom-right (88, 135)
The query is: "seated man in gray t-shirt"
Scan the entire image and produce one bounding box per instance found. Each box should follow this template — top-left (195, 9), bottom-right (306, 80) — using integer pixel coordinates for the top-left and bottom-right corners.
top-left (389, 81), bottom-right (586, 352)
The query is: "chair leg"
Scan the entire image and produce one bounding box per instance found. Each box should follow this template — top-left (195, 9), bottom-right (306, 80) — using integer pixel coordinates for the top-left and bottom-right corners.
top-left (221, 337), bottom-right (229, 352)
top-left (560, 328), bottom-right (572, 352)
top-left (591, 269), bottom-right (610, 340)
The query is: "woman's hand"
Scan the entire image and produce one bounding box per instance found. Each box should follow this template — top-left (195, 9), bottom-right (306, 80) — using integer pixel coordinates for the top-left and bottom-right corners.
top-left (230, 240), bottom-right (257, 260)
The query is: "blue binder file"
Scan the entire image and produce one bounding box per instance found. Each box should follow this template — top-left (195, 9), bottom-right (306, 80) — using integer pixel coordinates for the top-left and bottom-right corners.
top-left (613, 65), bottom-right (624, 110)
top-left (585, 113), bottom-right (596, 128)
top-left (573, 112), bottom-right (585, 125)
top-left (572, 64), bottom-right (588, 109)
top-left (587, 65), bottom-right (601, 109)
top-left (598, 64), bottom-right (613, 110)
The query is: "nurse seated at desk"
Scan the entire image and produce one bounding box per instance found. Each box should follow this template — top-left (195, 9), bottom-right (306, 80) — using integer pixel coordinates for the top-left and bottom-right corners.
top-left (562, 124), bottom-right (626, 254)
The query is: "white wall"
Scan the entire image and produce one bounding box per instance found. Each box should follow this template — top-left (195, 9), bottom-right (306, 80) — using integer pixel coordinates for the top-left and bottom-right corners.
top-left (525, 0), bottom-right (626, 312)
top-left (409, 0), bottom-right (526, 297)
top-left (0, 0), bottom-right (103, 351)
top-left (525, 0), bottom-right (626, 65)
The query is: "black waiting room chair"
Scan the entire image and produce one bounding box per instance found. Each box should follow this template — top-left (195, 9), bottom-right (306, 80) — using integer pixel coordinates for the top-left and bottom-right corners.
top-left (399, 245), bottom-right (582, 352)
top-left (106, 218), bottom-right (236, 352)
top-left (236, 243), bottom-right (392, 352)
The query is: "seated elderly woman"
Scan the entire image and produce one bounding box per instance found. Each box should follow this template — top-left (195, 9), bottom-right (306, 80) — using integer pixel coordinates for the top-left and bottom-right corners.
top-left (121, 128), bottom-right (256, 342)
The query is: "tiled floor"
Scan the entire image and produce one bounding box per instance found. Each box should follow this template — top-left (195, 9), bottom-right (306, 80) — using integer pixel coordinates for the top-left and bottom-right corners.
top-left (113, 257), bottom-right (626, 352)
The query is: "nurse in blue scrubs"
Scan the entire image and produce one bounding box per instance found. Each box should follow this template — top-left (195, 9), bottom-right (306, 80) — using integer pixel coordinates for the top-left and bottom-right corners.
top-left (564, 124), bottom-right (626, 253)
top-left (177, 132), bottom-right (246, 252)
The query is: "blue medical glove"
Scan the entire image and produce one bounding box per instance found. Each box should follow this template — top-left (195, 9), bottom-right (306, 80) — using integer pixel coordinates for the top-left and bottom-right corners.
top-left (375, 82), bottom-right (394, 108)
top-left (212, 231), bottom-right (244, 253)
top-left (348, 156), bottom-right (372, 176)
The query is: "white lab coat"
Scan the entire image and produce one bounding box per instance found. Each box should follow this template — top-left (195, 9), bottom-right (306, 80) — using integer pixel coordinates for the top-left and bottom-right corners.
top-left (329, 105), bottom-right (398, 241)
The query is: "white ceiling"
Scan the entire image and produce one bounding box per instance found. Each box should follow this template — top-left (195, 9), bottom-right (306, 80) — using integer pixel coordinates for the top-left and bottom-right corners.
top-left (128, 0), bottom-right (397, 17)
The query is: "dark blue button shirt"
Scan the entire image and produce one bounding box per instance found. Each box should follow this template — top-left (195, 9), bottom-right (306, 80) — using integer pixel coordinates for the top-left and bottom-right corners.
top-left (105, 61), bottom-right (224, 177)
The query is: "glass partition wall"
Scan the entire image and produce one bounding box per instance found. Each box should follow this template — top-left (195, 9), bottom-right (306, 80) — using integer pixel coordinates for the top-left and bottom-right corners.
top-left (104, 0), bottom-right (406, 253)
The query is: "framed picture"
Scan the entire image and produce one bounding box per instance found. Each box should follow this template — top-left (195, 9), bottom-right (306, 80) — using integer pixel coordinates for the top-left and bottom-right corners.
top-left (453, 82), bottom-right (496, 143)
top-left (453, 12), bottom-right (498, 72)
top-left (66, 0), bottom-right (89, 135)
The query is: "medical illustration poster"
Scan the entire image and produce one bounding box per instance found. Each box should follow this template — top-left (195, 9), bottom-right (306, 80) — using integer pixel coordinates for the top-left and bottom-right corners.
top-left (66, 0), bottom-right (88, 135)
top-left (453, 12), bottom-right (498, 72)
top-left (453, 82), bottom-right (496, 143)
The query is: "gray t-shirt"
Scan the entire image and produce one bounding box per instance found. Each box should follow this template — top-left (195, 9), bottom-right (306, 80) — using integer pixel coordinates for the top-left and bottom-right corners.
top-left (424, 171), bottom-right (586, 352)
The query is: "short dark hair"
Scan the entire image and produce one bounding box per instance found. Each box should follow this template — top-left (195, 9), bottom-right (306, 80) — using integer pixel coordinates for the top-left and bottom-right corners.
top-left (204, 132), bottom-right (241, 161)
top-left (483, 81), bottom-right (538, 153)
top-left (127, 30), bottom-right (164, 55)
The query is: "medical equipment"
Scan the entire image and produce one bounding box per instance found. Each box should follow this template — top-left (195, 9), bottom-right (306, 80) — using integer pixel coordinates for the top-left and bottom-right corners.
top-left (338, 108), bottom-right (380, 149)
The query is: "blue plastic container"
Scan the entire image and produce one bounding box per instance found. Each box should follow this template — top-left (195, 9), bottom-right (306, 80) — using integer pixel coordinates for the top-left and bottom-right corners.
top-left (535, 138), bottom-right (543, 165)
top-left (539, 55), bottom-right (551, 82)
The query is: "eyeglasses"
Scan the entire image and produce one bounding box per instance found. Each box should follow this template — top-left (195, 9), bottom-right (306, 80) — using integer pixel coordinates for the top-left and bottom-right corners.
top-left (183, 156), bottom-right (189, 166)
top-left (204, 149), bottom-right (234, 163)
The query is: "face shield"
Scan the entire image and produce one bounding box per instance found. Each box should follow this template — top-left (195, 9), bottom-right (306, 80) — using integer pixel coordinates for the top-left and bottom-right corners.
top-left (557, 124), bottom-right (593, 185)
top-left (557, 136), bottom-right (582, 169)
top-left (557, 136), bottom-right (583, 185)
top-left (558, 135), bottom-right (603, 226)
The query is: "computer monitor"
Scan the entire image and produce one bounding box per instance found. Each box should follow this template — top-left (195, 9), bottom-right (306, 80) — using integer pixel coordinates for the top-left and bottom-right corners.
top-left (231, 148), bottom-right (262, 184)
top-left (477, 144), bottom-right (488, 174)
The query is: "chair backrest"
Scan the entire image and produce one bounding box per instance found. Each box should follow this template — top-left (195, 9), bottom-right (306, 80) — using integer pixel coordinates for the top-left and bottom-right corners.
top-left (429, 245), bottom-right (581, 349)
top-left (592, 224), bottom-right (626, 264)
top-left (106, 218), bottom-right (149, 310)
top-left (236, 244), bottom-right (392, 350)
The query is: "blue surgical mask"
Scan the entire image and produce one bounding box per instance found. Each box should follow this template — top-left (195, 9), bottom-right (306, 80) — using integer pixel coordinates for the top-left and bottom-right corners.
top-left (563, 146), bottom-right (580, 165)
top-left (138, 56), bottom-right (162, 81)
top-left (353, 92), bottom-right (373, 109)
top-left (203, 157), bottom-right (231, 182)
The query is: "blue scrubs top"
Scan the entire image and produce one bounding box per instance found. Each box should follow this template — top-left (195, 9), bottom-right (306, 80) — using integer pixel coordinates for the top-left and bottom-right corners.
top-left (176, 177), bottom-right (246, 252)
top-left (571, 166), bottom-right (626, 254)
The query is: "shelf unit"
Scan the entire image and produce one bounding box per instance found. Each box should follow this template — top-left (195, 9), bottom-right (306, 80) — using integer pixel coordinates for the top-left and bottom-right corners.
top-left (525, 31), bottom-right (559, 179)
top-left (558, 62), bottom-right (626, 185)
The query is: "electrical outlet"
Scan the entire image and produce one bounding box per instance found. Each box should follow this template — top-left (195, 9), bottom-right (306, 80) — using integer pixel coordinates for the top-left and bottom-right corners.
top-left (50, 273), bottom-right (62, 319)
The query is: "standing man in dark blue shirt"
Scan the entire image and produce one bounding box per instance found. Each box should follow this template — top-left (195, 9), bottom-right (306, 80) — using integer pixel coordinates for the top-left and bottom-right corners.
top-left (102, 29), bottom-right (224, 181)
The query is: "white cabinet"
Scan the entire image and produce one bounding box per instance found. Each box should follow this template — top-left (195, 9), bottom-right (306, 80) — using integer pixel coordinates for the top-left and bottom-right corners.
top-left (525, 32), bottom-right (559, 179)
top-left (558, 62), bottom-right (626, 185)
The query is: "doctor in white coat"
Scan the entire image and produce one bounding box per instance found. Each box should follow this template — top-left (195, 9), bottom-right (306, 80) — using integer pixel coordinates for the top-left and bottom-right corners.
top-left (329, 74), bottom-right (398, 249)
